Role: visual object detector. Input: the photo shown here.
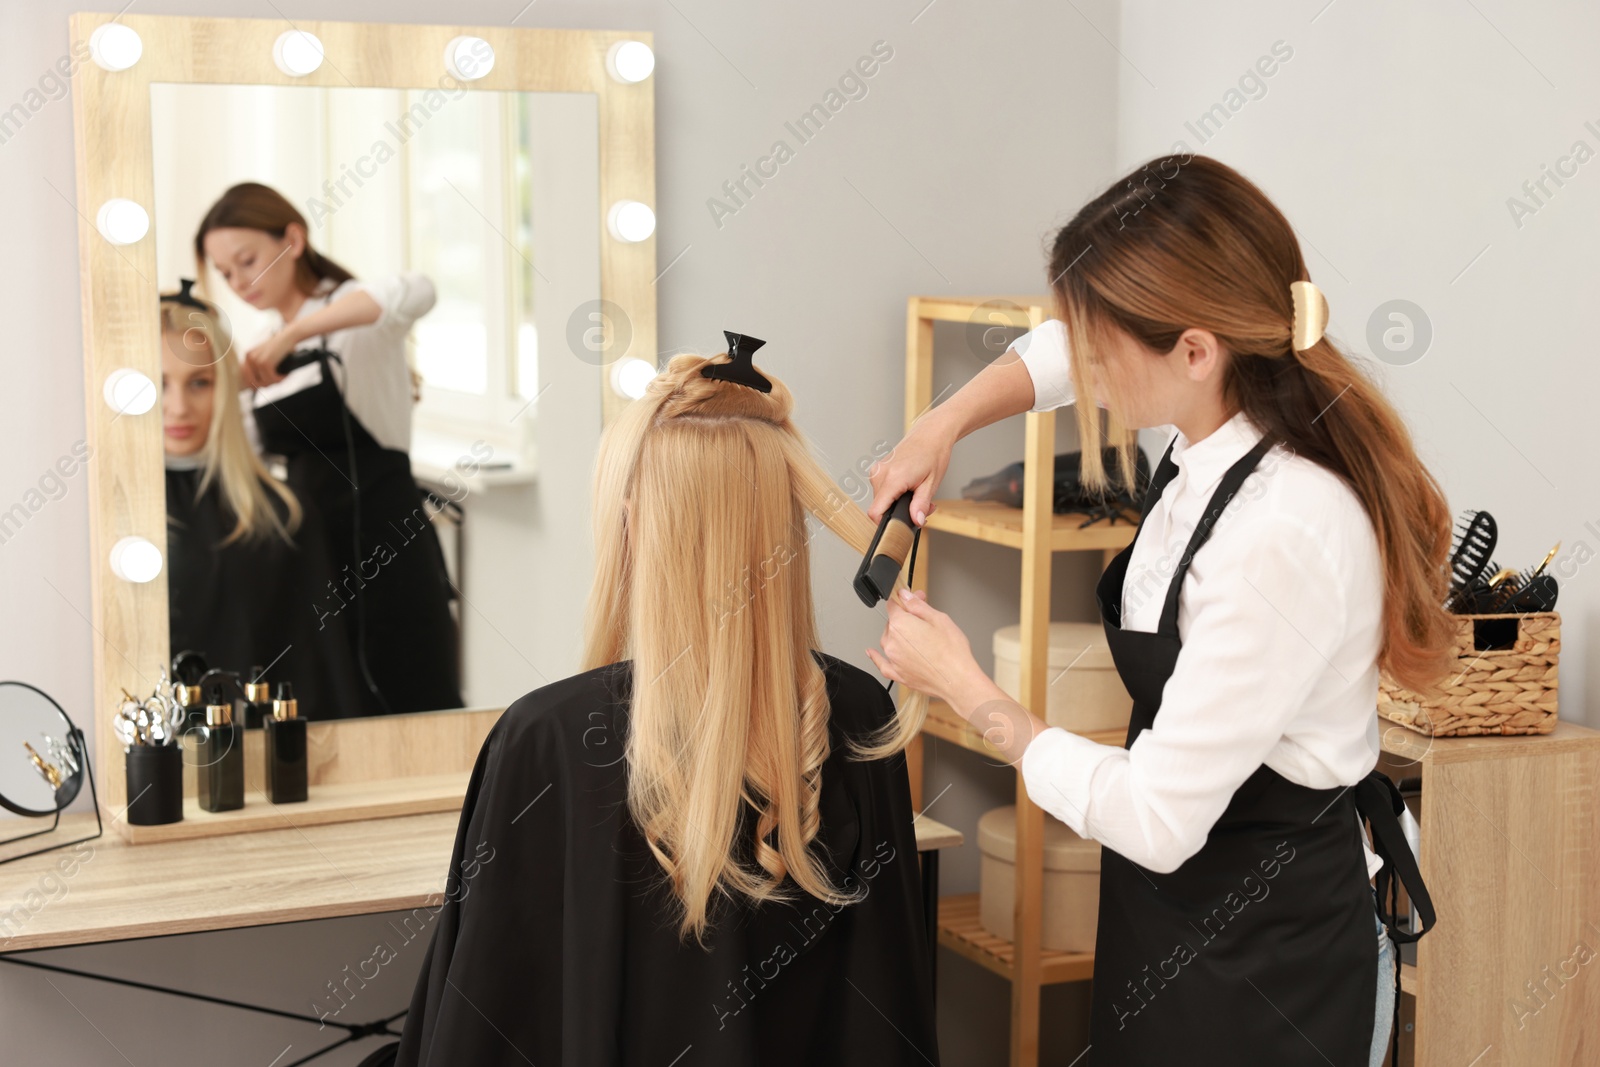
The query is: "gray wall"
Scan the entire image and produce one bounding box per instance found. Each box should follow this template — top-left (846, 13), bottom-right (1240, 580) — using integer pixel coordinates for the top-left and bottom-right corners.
top-left (0, 1), bottom-right (1114, 1063)
top-left (1115, 0), bottom-right (1598, 732)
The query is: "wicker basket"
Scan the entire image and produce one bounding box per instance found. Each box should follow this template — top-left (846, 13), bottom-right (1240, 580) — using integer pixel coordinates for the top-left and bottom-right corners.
top-left (1378, 611), bottom-right (1559, 737)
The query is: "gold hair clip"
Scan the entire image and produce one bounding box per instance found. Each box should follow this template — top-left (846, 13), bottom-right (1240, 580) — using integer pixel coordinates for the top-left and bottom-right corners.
top-left (1289, 280), bottom-right (1328, 352)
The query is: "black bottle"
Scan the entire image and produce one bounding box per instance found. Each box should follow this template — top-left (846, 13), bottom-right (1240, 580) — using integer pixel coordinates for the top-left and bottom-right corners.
top-left (171, 650), bottom-right (209, 730)
top-left (175, 682), bottom-right (206, 731)
top-left (195, 682), bottom-right (244, 812)
top-left (264, 682), bottom-right (308, 804)
top-left (243, 666), bottom-right (272, 729)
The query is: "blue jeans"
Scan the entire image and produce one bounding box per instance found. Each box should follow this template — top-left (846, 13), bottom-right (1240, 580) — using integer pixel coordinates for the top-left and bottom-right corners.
top-left (1370, 898), bottom-right (1397, 1067)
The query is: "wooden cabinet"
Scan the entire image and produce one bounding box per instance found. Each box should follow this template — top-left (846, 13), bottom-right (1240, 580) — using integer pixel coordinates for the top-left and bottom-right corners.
top-left (1377, 723), bottom-right (1600, 1065)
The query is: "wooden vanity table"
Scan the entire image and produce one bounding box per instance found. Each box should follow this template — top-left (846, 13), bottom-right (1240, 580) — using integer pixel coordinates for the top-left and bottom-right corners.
top-left (0, 810), bottom-right (963, 955)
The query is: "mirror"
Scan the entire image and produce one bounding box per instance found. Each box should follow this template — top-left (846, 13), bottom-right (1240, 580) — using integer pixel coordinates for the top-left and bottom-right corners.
top-left (0, 682), bottom-right (87, 818)
top-left (72, 13), bottom-right (656, 839)
top-left (146, 83), bottom-right (601, 722)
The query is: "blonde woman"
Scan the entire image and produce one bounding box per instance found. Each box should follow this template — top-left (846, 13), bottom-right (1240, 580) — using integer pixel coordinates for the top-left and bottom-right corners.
top-left (161, 283), bottom-right (363, 720)
top-left (396, 345), bottom-right (940, 1067)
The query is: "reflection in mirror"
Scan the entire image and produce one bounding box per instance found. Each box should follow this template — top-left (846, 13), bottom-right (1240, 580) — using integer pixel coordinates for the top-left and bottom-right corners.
top-left (0, 682), bottom-right (87, 819)
top-left (149, 83), bottom-right (601, 721)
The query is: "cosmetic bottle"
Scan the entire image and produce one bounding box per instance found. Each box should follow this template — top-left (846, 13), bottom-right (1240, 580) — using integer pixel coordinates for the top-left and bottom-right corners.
top-left (264, 681), bottom-right (308, 804)
top-left (195, 681), bottom-right (244, 812)
top-left (174, 682), bottom-right (204, 730)
top-left (172, 650), bottom-right (209, 729)
top-left (243, 666), bottom-right (272, 729)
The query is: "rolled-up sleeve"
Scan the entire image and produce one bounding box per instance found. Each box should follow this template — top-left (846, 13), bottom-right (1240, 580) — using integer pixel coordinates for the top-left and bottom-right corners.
top-left (1019, 514), bottom-right (1347, 873)
top-left (354, 272), bottom-right (437, 331)
top-left (1009, 319), bottom-right (1075, 412)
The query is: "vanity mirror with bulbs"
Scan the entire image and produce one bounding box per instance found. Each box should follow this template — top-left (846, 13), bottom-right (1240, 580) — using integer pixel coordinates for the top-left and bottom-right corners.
top-left (71, 12), bottom-right (657, 842)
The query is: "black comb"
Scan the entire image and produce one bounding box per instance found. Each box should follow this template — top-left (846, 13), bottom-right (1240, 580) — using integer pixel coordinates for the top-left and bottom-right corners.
top-left (1446, 510), bottom-right (1496, 610)
top-left (701, 331), bottom-right (772, 393)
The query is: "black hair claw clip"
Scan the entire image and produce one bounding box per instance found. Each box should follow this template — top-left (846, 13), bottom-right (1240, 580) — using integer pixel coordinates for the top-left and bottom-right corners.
top-left (162, 277), bottom-right (213, 311)
top-left (701, 331), bottom-right (773, 393)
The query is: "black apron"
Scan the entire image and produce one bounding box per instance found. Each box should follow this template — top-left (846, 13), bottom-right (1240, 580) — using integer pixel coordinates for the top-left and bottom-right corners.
top-left (250, 348), bottom-right (463, 716)
top-left (1087, 432), bottom-right (1431, 1065)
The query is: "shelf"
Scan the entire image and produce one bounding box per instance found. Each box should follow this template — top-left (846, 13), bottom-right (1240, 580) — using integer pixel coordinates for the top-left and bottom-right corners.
top-left (922, 698), bottom-right (1127, 758)
top-left (914, 814), bottom-right (964, 852)
top-left (937, 904), bottom-right (1425, 997)
top-left (938, 892), bottom-right (1095, 985)
top-left (117, 772), bottom-right (472, 844)
top-left (922, 499), bottom-right (1140, 552)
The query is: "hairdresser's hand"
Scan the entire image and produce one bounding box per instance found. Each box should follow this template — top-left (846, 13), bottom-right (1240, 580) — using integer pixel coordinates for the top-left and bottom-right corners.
top-left (867, 413), bottom-right (957, 527)
top-left (869, 589), bottom-right (1050, 767)
top-left (241, 328), bottom-right (300, 389)
top-left (867, 588), bottom-right (982, 708)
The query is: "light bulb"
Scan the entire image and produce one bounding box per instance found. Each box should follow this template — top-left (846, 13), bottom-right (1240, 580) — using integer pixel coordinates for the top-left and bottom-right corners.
top-left (89, 23), bottom-right (143, 72)
top-left (610, 357), bottom-right (658, 399)
top-left (103, 369), bottom-right (156, 415)
top-left (95, 199), bottom-right (149, 245)
top-left (109, 536), bottom-right (163, 584)
top-left (606, 41), bottom-right (655, 84)
top-left (607, 200), bottom-right (655, 243)
top-left (273, 30), bottom-right (324, 77)
top-left (445, 36), bottom-right (495, 81)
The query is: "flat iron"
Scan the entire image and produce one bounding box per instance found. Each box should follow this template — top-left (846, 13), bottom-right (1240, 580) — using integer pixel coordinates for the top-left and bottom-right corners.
top-left (854, 491), bottom-right (922, 607)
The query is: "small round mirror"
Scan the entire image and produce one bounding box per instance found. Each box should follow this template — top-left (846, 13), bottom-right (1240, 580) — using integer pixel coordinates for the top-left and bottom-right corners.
top-left (0, 681), bottom-right (87, 817)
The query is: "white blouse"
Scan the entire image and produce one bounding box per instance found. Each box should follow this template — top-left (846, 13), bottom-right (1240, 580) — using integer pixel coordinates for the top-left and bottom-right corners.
top-left (1009, 320), bottom-right (1384, 878)
top-left (246, 273), bottom-right (436, 455)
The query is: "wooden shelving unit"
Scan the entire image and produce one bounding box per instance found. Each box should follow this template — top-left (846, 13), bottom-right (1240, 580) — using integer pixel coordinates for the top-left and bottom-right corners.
top-left (900, 295), bottom-right (1138, 1067)
top-left (900, 295), bottom-right (1600, 1067)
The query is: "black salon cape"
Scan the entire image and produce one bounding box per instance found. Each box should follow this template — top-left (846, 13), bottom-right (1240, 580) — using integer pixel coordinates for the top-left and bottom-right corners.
top-left (165, 466), bottom-right (364, 719)
top-left (394, 650), bottom-right (940, 1067)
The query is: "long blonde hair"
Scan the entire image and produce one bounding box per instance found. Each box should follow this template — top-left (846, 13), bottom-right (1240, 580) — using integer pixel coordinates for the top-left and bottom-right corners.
top-left (159, 297), bottom-right (302, 545)
top-left (581, 350), bottom-right (929, 945)
top-left (1049, 154), bottom-right (1455, 697)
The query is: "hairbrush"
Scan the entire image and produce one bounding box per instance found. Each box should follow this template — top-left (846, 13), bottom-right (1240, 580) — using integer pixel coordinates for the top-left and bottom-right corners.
top-left (1507, 573), bottom-right (1559, 613)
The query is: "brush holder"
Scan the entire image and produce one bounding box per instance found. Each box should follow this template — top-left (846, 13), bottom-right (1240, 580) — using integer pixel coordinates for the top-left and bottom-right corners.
top-left (124, 744), bottom-right (184, 825)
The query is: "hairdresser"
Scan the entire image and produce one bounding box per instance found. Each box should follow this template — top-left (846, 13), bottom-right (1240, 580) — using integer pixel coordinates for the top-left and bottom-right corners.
top-left (194, 181), bottom-right (462, 716)
top-left (865, 155), bottom-right (1440, 1066)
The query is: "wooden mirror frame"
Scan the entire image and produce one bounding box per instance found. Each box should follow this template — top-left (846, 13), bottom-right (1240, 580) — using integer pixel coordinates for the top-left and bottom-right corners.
top-left (69, 12), bottom-right (656, 842)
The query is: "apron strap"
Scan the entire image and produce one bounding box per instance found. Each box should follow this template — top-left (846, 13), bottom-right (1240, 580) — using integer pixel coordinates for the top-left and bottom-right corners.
top-left (1354, 770), bottom-right (1435, 943)
top-left (1156, 433), bottom-right (1276, 638)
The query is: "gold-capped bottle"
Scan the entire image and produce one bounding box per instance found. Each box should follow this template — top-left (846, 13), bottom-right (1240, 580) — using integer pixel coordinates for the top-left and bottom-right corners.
top-left (264, 681), bottom-right (308, 804)
top-left (243, 666), bottom-right (272, 729)
top-left (195, 681), bottom-right (244, 812)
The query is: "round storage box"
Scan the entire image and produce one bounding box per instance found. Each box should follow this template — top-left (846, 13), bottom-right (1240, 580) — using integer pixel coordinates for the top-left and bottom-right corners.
top-left (992, 621), bottom-right (1131, 734)
top-left (977, 804), bottom-right (1101, 952)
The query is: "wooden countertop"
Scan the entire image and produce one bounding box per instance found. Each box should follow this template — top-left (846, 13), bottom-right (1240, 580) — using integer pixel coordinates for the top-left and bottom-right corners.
top-left (0, 810), bottom-right (965, 954)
